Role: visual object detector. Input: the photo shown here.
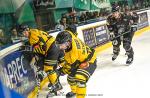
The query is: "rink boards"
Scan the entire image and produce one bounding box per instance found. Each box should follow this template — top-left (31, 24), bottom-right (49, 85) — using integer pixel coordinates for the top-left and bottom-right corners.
top-left (1, 8), bottom-right (150, 98)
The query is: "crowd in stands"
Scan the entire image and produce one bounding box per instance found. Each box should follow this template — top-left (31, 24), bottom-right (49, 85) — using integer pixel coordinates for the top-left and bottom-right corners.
top-left (55, 9), bottom-right (110, 31)
top-left (0, 26), bottom-right (26, 48)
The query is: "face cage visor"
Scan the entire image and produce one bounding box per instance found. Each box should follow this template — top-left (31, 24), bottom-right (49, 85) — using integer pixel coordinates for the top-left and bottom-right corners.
top-left (56, 41), bottom-right (71, 50)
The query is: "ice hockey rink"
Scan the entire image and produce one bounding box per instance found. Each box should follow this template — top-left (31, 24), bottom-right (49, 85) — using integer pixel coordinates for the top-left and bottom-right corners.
top-left (37, 30), bottom-right (150, 98)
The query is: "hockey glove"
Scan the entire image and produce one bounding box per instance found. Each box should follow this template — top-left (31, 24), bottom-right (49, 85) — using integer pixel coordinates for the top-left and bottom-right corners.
top-left (109, 32), bottom-right (115, 41)
top-left (131, 24), bottom-right (138, 32)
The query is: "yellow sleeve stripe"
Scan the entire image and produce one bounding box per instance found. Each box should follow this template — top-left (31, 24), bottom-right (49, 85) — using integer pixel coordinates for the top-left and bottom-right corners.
top-left (45, 60), bottom-right (57, 62)
top-left (34, 47), bottom-right (43, 54)
top-left (76, 70), bottom-right (90, 79)
top-left (44, 62), bottom-right (57, 65)
top-left (38, 47), bottom-right (43, 53)
top-left (76, 69), bottom-right (91, 79)
top-left (67, 77), bottom-right (75, 81)
top-left (67, 78), bottom-right (76, 83)
top-left (34, 48), bottom-right (40, 53)
top-left (44, 59), bottom-right (57, 64)
top-left (59, 57), bottom-right (65, 61)
top-left (68, 75), bottom-right (75, 79)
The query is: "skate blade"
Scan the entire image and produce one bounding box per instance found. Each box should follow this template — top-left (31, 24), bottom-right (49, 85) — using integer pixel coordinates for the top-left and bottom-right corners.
top-left (66, 95), bottom-right (76, 98)
top-left (125, 62), bottom-right (133, 66)
top-left (46, 91), bottom-right (64, 98)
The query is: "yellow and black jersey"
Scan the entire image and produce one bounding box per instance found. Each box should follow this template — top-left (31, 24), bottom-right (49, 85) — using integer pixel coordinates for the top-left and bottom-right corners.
top-left (28, 29), bottom-right (55, 55)
top-left (64, 30), bottom-right (96, 66)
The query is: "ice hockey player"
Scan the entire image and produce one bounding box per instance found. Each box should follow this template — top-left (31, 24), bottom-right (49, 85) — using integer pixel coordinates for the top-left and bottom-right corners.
top-left (107, 6), bottom-right (138, 65)
top-left (55, 30), bottom-right (97, 98)
top-left (19, 25), bottom-right (64, 96)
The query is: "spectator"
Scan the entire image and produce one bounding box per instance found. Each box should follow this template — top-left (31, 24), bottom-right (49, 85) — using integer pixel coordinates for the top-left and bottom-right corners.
top-left (0, 29), bottom-right (8, 46)
top-left (60, 17), bottom-right (68, 30)
top-left (79, 12), bottom-right (86, 22)
top-left (85, 12), bottom-right (91, 20)
top-left (93, 11), bottom-right (99, 18)
top-left (69, 16), bottom-right (78, 25)
top-left (55, 20), bottom-right (65, 31)
top-left (10, 27), bottom-right (20, 43)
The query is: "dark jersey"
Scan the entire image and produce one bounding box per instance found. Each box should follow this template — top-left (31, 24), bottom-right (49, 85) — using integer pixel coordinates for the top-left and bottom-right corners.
top-left (107, 13), bottom-right (132, 35)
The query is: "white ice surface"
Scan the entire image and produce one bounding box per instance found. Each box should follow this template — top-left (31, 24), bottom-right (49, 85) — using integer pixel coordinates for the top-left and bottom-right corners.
top-left (38, 31), bottom-right (150, 98)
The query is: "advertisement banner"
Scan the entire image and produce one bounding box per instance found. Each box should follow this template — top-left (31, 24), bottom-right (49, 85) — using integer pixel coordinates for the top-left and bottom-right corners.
top-left (138, 12), bottom-right (149, 29)
top-left (33, 0), bottom-right (55, 9)
top-left (94, 25), bottom-right (109, 45)
top-left (82, 28), bottom-right (97, 47)
top-left (0, 80), bottom-right (25, 98)
top-left (82, 25), bottom-right (109, 47)
top-left (0, 50), bottom-right (36, 97)
top-left (146, 9), bottom-right (150, 26)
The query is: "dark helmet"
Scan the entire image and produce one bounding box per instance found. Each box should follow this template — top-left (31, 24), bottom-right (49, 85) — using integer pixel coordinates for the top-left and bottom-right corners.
top-left (66, 24), bottom-right (78, 36)
top-left (112, 5), bottom-right (120, 12)
top-left (55, 31), bottom-right (72, 44)
top-left (19, 25), bottom-right (29, 33)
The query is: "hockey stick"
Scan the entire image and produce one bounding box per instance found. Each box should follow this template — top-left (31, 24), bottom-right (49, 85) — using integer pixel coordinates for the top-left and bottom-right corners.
top-left (30, 56), bottom-right (41, 98)
top-left (36, 61), bottom-right (45, 98)
top-left (110, 30), bottom-right (131, 41)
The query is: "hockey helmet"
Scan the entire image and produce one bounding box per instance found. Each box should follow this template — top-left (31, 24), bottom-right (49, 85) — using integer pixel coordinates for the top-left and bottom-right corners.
top-left (19, 25), bottom-right (30, 33)
top-left (55, 31), bottom-right (72, 44)
top-left (112, 6), bottom-right (120, 12)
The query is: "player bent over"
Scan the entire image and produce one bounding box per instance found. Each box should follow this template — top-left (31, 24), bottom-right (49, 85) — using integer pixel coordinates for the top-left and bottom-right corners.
top-left (19, 25), bottom-right (64, 96)
top-left (55, 30), bottom-right (97, 98)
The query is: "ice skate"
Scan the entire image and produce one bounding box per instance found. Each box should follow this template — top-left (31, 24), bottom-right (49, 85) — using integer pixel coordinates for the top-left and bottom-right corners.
top-left (112, 54), bottom-right (118, 61)
top-left (66, 92), bottom-right (76, 98)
